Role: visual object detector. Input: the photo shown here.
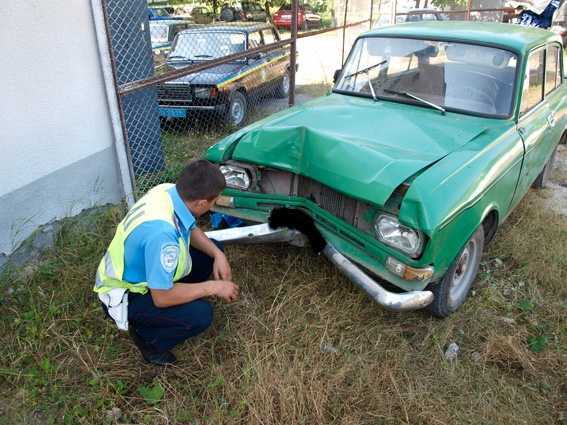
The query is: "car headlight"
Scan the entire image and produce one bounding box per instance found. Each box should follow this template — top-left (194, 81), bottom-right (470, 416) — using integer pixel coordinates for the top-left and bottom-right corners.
top-left (374, 214), bottom-right (423, 258)
top-left (194, 87), bottom-right (217, 98)
top-left (220, 165), bottom-right (251, 190)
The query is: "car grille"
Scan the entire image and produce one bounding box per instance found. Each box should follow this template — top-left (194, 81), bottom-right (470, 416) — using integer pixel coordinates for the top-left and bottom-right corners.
top-left (157, 84), bottom-right (192, 105)
top-left (298, 176), bottom-right (358, 226)
top-left (256, 168), bottom-right (375, 233)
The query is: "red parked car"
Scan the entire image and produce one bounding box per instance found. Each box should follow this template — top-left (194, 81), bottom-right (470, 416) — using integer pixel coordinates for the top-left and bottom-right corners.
top-left (273, 4), bottom-right (321, 30)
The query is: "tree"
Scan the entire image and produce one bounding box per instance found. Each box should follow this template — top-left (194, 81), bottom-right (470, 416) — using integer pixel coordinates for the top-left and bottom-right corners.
top-left (429, 0), bottom-right (467, 9)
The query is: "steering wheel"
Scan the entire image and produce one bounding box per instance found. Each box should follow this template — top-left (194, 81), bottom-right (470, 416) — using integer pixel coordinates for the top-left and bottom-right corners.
top-left (456, 85), bottom-right (496, 111)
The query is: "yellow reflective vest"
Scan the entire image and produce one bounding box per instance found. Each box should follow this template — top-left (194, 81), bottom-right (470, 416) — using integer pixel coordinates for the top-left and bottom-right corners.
top-left (94, 183), bottom-right (192, 295)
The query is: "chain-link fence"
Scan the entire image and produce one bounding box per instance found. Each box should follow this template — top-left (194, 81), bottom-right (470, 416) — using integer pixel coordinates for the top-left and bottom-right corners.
top-left (101, 0), bottom-right (566, 198)
top-left (101, 0), bottom-right (377, 197)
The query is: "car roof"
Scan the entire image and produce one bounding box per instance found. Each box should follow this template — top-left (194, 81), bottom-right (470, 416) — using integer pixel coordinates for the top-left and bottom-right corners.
top-left (407, 8), bottom-right (443, 12)
top-left (364, 21), bottom-right (561, 55)
top-left (149, 19), bottom-right (191, 25)
top-left (182, 22), bottom-right (272, 33)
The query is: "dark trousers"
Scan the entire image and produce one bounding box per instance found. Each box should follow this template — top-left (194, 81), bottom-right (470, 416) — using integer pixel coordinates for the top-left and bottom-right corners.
top-left (127, 240), bottom-right (223, 353)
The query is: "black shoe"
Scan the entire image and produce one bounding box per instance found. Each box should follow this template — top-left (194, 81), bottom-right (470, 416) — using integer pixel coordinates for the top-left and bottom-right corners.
top-left (142, 350), bottom-right (177, 366)
top-left (128, 327), bottom-right (176, 366)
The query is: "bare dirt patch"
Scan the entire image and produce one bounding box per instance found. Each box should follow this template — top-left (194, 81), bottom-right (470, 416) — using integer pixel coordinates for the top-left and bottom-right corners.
top-left (544, 144), bottom-right (567, 216)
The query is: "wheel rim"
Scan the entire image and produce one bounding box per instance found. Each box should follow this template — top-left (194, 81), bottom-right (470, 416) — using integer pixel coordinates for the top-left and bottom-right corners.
top-left (448, 238), bottom-right (480, 309)
top-left (282, 74), bottom-right (290, 95)
top-left (230, 97), bottom-right (244, 125)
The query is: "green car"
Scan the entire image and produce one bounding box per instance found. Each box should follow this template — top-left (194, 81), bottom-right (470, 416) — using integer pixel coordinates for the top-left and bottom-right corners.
top-left (205, 22), bottom-right (566, 316)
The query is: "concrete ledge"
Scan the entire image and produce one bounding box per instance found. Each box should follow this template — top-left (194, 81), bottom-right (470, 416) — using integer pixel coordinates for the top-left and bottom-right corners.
top-left (0, 146), bottom-right (123, 258)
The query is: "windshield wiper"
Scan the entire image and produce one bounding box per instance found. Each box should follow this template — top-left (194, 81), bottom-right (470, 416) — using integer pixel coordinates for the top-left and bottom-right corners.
top-left (342, 60), bottom-right (386, 102)
top-left (383, 88), bottom-right (445, 115)
top-left (193, 54), bottom-right (213, 58)
top-left (168, 55), bottom-right (191, 61)
top-left (343, 59), bottom-right (388, 80)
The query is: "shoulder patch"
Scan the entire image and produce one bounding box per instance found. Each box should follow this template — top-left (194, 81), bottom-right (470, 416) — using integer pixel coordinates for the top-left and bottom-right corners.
top-left (160, 244), bottom-right (179, 273)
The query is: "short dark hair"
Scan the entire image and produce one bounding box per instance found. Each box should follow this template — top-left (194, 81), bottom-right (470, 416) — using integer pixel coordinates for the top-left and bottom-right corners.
top-left (176, 160), bottom-right (226, 201)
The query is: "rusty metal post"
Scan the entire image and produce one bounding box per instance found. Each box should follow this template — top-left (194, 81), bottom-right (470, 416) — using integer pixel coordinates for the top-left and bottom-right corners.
top-left (391, 0), bottom-right (397, 24)
top-left (369, 0), bottom-right (374, 29)
top-left (466, 0), bottom-right (472, 20)
top-left (100, 0), bottom-right (138, 198)
top-left (288, 0), bottom-right (298, 107)
top-left (341, 0), bottom-right (349, 65)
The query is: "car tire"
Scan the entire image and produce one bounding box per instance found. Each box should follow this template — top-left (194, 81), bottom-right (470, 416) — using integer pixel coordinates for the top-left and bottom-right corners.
top-left (275, 71), bottom-right (290, 98)
top-left (532, 146), bottom-right (557, 189)
top-left (427, 225), bottom-right (485, 317)
top-left (302, 20), bottom-right (309, 31)
top-left (224, 91), bottom-right (248, 127)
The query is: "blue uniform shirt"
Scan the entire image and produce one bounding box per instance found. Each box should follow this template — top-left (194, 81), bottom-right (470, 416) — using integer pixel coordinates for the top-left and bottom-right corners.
top-left (518, 0), bottom-right (560, 29)
top-left (123, 186), bottom-right (196, 290)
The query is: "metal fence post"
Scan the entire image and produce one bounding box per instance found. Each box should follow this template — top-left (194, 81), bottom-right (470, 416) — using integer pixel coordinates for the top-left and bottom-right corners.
top-left (99, 0), bottom-right (138, 200)
top-left (341, 0), bottom-right (349, 65)
top-left (466, 0), bottom-right (472, 20)
top-left (370, 0), bottom-right (374, 29)
top-left (288, 0), bottom-right (298, 107)
top-left (391, 0), bottom-right (397, 25)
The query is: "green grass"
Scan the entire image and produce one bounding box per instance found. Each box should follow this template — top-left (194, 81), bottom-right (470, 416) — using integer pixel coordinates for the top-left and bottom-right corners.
top-left (1, 164), bottom-right (565, 424)
top-left (1, 90), bottom-right (565, 423)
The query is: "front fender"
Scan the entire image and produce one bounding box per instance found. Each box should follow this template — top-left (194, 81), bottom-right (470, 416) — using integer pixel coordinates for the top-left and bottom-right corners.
top-left (400, 123), bottom-right (523, 272)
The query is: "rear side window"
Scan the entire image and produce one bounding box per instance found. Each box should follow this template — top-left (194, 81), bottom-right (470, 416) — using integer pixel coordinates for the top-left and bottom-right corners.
top-left (248, 31), bottom-right (262, 48)
top-left (520, 49), bottom-right (544, 114)
top-left (262, 29), bottom-right (277, 44)
top-left (545, 44), bottom-right (561, 95)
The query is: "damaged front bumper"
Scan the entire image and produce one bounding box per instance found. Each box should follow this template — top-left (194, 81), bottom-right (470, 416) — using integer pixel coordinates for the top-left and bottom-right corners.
top-left (205, 223), bottom-right (434, 312)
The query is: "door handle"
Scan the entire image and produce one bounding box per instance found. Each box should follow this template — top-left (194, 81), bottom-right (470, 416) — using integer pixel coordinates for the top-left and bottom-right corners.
top-left (547, 115), bottom-right (556, 128)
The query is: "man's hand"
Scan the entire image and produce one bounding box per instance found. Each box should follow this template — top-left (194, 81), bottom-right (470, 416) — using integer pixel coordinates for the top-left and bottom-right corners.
top-left (210, 280), bottom-right (239, 303)
top-left (213, 251), bottom-right (232, 281)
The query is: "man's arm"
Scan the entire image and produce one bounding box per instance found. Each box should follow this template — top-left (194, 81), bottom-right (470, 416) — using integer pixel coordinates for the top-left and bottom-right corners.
top-left (144, 229), bottom-right (238, 308)
top-left (190, 227), bottom-right (232, 280)
top-left (150, 280), bottom-right (238, 308)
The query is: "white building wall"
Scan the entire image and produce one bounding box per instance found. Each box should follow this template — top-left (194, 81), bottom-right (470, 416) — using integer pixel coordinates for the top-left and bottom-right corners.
top-left (0, 0), bottom-right (127, 257)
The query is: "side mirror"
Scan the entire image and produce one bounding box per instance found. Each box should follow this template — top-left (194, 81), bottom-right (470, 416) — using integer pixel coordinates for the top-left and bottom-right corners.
top-left (248, 52), bottom-right (263, 61)
top-left (333, 69), bottom-right (342, 84)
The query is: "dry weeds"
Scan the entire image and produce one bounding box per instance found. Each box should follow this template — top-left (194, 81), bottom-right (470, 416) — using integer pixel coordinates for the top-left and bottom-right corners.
top-left (0, 145), bottom-right (565, 424)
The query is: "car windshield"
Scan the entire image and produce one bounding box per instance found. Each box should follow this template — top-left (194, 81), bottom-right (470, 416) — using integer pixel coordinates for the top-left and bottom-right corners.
top-left (170, 31), bottom-right (246, 60)
top-left (150, 23), bottom-right (169, 44)
top-left (154, 8), bottom-right (169, 17)
top-left (334, 37), bottom-right (518, 118)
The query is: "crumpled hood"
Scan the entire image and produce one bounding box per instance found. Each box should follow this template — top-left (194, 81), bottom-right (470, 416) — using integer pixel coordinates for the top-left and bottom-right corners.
top-left (212, 94), bottom-right (500, 207)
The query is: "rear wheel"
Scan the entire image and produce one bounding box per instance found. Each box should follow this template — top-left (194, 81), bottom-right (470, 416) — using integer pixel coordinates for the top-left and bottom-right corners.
top-left (427, 226), bottom-right (485, 317)
top-left (532, 146), bottom-right (557, 189)
top-left (224, 91), bottom-right (248, 127)
top-left (275, 71), bottom-right (290, 98)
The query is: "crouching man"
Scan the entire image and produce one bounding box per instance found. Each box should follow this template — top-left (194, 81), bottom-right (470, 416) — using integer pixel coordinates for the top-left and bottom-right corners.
top-left (94, 160), bottom-right (239, 365)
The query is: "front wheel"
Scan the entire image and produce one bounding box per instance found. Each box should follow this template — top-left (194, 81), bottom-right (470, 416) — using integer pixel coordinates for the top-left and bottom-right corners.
top-left (224, 91), bottom-right (248, 127)
top-left (274, 71), bottom-right (290, 98)
top-left (427, 226), bottom-right (485, 317)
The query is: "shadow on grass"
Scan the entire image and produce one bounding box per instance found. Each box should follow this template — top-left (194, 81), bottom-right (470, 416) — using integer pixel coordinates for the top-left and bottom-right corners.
top-left (2, 84), bottom-right (565, 425)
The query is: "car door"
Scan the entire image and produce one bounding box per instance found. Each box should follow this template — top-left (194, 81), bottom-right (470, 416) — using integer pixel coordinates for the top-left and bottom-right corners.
top-left (244, 31), bottom-right (269, 91)
top-left (514, 46), bottom-right (552, 198)
top-left (261, 28), bottom-right (287, 84)
top-left (542, 43), bottom-right (565, 152)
